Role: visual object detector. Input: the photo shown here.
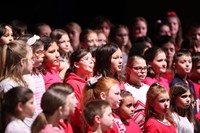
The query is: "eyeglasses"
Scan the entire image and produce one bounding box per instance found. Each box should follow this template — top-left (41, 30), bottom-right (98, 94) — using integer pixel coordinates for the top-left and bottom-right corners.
top-left (80, 56), bottom-right (94, 62)
top-left (130, 66), bottom-right (147, 72)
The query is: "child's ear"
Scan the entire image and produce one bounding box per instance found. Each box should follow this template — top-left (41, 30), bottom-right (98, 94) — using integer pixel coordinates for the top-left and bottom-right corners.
top-left (94, 115), bottom-right (101, 124)
top-left (17, 102), bottom-right (23, 112)
top-left (100, 92), bottom-right (106, 100)
top-left (74, 62), bottom-right (79, 69)
top-left (58, 106), bottom-right (63, 116)
top-left (19, 58), bottom-right (26, 67)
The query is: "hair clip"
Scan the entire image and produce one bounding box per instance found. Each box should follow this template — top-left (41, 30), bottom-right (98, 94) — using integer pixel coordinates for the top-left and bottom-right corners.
top-left (157, 19), bottom-right (162, 24)
top-left (87, 75), bottom-right (102, 88)
top-left (27, 35), bottom-right (40, 45)
top-left (167, 11), bottom-right (176, 16)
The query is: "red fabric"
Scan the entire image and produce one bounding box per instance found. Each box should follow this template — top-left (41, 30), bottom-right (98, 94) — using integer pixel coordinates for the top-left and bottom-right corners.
top-left (42, 68), bottom-right (62, 90)
top-left (105, 113), bottom-right (126, 133)
top-left (144, 118), bottom-right (176, 133)
top-left (124, 120), bottom-right (142, 133)
top-left (64, 72), bottom-right (86, 132)
top-left (59, 120), bottom-right (73, 133)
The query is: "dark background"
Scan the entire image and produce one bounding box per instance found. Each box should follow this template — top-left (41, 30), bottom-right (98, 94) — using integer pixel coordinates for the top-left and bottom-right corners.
top-left (1, 0), bottom-right (199, 36)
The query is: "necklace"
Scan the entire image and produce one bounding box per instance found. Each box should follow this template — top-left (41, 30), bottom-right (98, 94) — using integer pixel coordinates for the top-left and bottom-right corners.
top-left (157, 119), bottom-right (170, 126)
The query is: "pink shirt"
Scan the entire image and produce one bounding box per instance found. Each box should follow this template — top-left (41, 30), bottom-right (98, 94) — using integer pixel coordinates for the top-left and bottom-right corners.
top-left (144, 77), bottom-right (170, 91)
top-left (42, 69), bottom-right (62, 90)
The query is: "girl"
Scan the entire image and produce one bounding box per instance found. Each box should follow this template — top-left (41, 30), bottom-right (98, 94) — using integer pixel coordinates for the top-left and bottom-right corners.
top-left (31, 83), bottom-right (78, 133)
top-left (109, 24), bottom-right (131, 71)
top-left (123, 55), bottom-right (149, 130)
top-left (83, 100), bottom-right (114, 133)
top-left (165, 11), bottom-right (183, 51)
top-left (2, 86), bottom-right (35, 133)
top-left (156, 35), bottom-right (176, 82)
top-left (170, 82), bottom-right (196, 133)
top-left (50, 29), bottom-right (71, 80)
top-left (39, 36), bottom-right (62, 90)
top-left (129, 17), bottom-right (148, 43)
top-left (19, 34), bottom-right (46, 114)
top-left (82, 76), bottom-right (125, 133)
top-left (89, 16), bottom-right (113, 37)
top-left (143, 46), bottom-right (170, 90)
top-left (0, 22), bottom-right (14, 47)
top-left (94, 43), bottom-right (123, 81)
top-left (64, 22), bottom-right (82, 52)
top-left (0, 40), bottom-right (34, 98)
top-left (144, 82), bottom-right (176, 133)
top-left (79, 28), bottom-right (99, 49)
top-left (64, 48), bottom-right (94, 132)
top-left (115, 90), bottom-right (142, 133)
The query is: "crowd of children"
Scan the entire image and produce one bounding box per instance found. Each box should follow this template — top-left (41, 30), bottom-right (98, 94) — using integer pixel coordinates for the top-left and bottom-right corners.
top-left (0, 11), bottom-right (200, 133)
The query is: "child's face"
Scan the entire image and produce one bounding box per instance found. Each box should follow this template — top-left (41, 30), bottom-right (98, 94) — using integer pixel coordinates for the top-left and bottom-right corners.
top-left (150, 51), bottom-right (167, 74)
top-left (118, 96), bottom-right (135, 119)
top-left (62, 92), bottom-right (78, 118)
top-left (100, 106), bottom-right (114, 132)
top-left (111, 48), bottom-right (123, 73)
top-left (115, 27), bottom-right (129, 47)
top-left (174, 55), bottom-right (192, 75)
top-left (76, 53), bottom-right (94, 74)
top-left (0, 26), bottom-right (14, 46)
top-left (21, 96), bottom-right (35, 118)
top-left (128, 58), bottom-right (147, 84)
top-left (175, 90), bottom-right (191, 109)
top-left (106, 84), bottom-right (122, 109)
top-left (152, 92), bottom-right (170, 115)
top-left (58, 34), bottom-right (71, 54)
top-left (33, 46), bottom-right (44, 67)
top-left (44, 42), bottom-right (60, 68)
top-left (133, 21), bottom-right (147, 39)
top-left (162, 42), bottom-right (175, 64)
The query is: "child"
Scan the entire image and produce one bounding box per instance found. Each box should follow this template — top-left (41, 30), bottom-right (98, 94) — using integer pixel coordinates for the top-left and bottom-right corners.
top-left (39, 36), bottom-right (62, 89)
top-left (129, 16), bottom-right (148, 43)
top-left (189, 52), bottom-right (200, 99)
top-left (0, 22), bottom-right (14, 47)
top-left (64, 22), bottom-right (82, 52)
top-left (116, 90), bottom-right (142, 133)
top-left (50, 29), bottom-right (71, 80)
top-left (123, 55), bottom-right (149, 130)
top-left (82, 76), bottom-right (126, 133)
top-left (31, 83), bottom-right (78, 133)
top-left (143, 46), bottom-right (170, 90)
top-left (144, 82), bottom-right (176, 133)
top-left (2, 86), bottom-right (35, 133)
top-left (83, 100), bottom-right (114, 133)
top-left (94, 43), bottom-right (123, 81)
top-left (79, 28), bottom-right (99, 49)
top-left (64, 48), bottom-right (94, 133)
top-left (169, 82), bottom-right (196, 133)
top-left (165, 11), bottom-right (183, 51)
top-left (19, 34), bottom-right (46, 114)
top-left (109, 24), bottom-right (131, 72)
top-left (0, 40), bottom-right (34, 98)
top-left (170, 49), bottom-right (196, 99)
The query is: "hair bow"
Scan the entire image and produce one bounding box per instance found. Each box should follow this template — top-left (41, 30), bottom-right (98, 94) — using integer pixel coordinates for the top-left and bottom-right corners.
top-left (87, 75), bottom-right (102, 88)
top-left (167, 11), bottom-right (176, 16)
top-left (27, 35), bottom-right (40, 45)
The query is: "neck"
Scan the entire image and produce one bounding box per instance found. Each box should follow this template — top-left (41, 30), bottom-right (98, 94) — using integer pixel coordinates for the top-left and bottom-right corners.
top-left (76, 70), bottom-right (90, 80)
top-left (92, 124), bottom-right (103, 133)
top-left (128, 81), bottom-right (142, 88)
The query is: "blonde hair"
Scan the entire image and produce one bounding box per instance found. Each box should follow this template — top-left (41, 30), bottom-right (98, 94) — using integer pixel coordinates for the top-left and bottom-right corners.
top-left (0, 40), bottom-right (31, 86)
